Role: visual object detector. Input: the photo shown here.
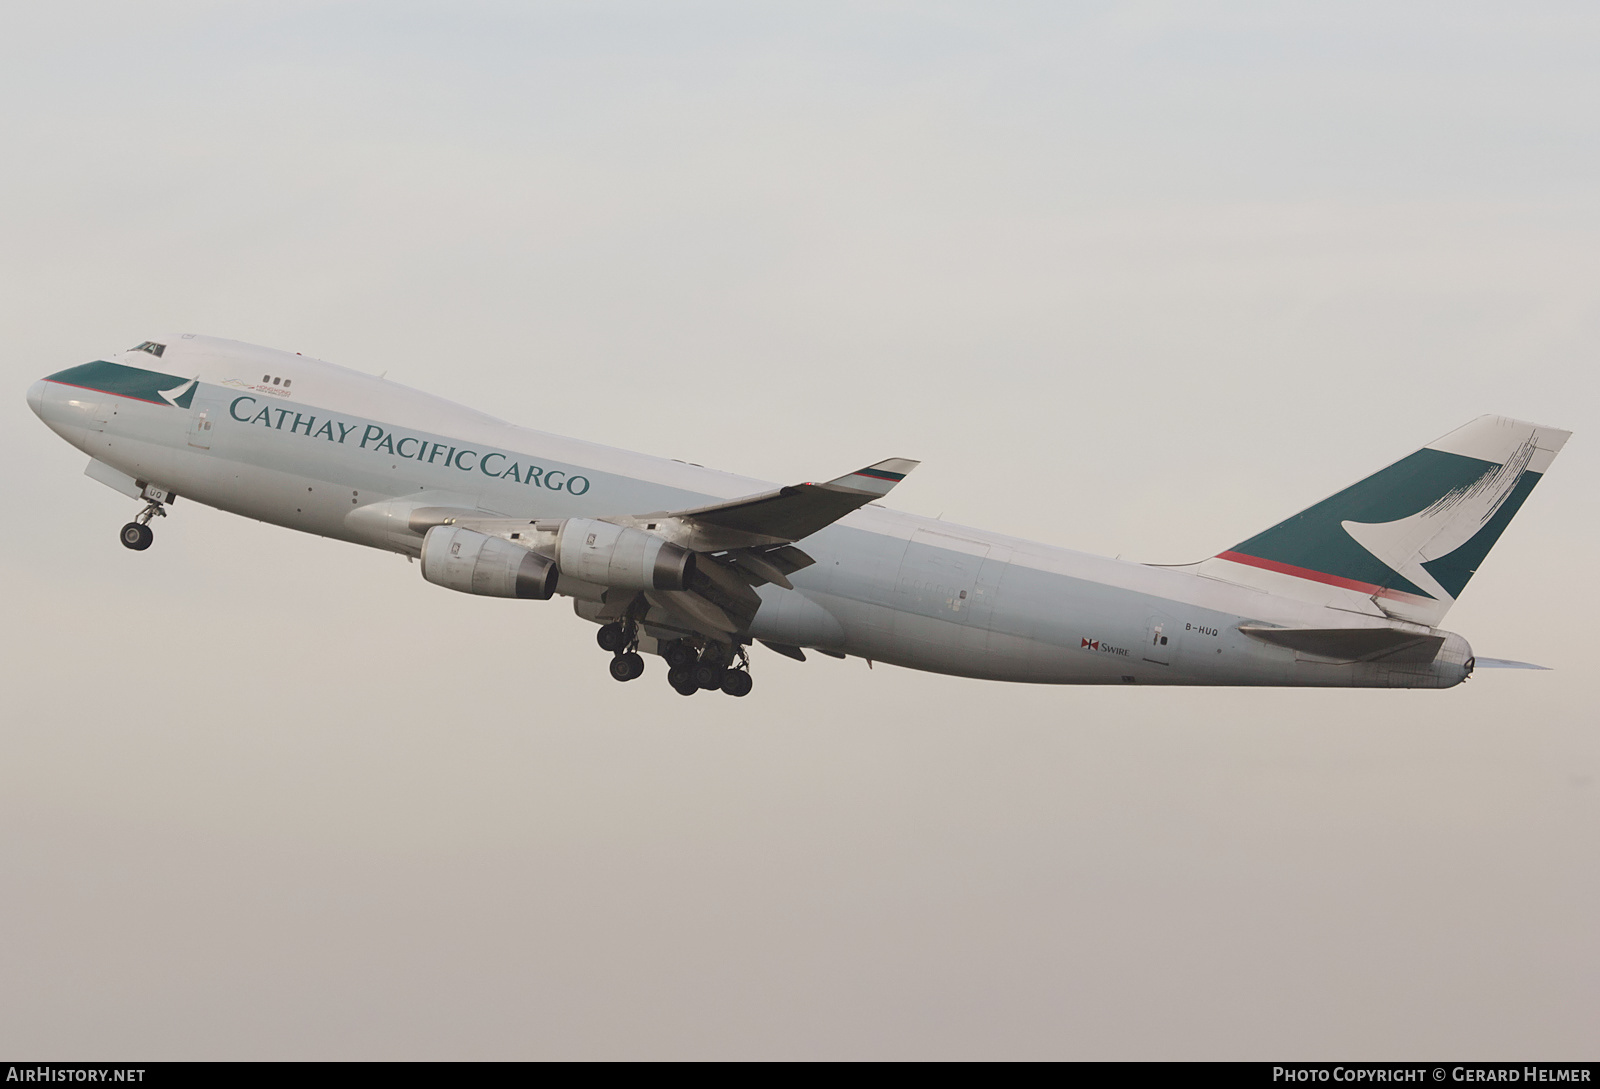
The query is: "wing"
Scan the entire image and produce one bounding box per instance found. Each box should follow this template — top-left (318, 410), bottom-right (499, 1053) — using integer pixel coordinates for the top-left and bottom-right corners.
top-left (615, 457), bottom-right (919, 639)
top-left (378, 457), bottom-right (919, 645)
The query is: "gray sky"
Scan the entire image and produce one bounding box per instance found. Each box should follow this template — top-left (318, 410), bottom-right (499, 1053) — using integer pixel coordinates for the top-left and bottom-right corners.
top-left (1, 1), bottom-right (1595, 1059)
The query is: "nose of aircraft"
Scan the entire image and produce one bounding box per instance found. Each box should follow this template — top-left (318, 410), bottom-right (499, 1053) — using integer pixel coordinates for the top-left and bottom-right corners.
top-left (27, 379), bottom-right (46, 419)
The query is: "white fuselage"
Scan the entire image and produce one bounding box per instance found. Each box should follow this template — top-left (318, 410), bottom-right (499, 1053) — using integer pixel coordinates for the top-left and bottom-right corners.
top-left (28, 336), bottom-right (1471, 689)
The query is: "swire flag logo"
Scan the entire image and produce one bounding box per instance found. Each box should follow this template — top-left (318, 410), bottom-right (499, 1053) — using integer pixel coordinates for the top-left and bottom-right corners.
top-left (1081, 638), bottom-right (1100, 650)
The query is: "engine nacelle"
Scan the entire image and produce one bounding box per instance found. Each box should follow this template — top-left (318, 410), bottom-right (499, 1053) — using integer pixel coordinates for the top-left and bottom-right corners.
top-left (556, 517), bottom-right (695, 591)
top-left (420, 526), bottom-right (559, 599)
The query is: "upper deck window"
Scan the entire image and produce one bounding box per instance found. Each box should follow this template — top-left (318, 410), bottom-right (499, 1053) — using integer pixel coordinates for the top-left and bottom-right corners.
top-left (132, 341), bottom-right (166, 358)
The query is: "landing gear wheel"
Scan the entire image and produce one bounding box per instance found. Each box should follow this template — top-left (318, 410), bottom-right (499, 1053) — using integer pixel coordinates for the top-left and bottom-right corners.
top-left (609, 651), bottom-right (645, 682)
top-left (667, 667), bottom-right (699, 696)
top-left (693, 663), bottom-right (724, 691)
top-left (596, 623), bottom-right (628, 653)
top-left (120, 522), bottom-right (153, 551)
top-left (720, 670), bottom-right (753, 698)
top-left (664, 641), bottom-right (698, 669)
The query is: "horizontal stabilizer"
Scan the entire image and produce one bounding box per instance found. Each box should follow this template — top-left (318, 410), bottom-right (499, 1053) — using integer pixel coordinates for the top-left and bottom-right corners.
top-left (1472, 657), bottom-right (1550, 670)
top-left (667, 458), bottom-right (919, 547)
top-left (1238, 624), bottom-right (1445, 664)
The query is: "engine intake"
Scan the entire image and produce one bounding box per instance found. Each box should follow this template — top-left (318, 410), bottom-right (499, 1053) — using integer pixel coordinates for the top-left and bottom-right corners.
top-left (421, 526), bottom-right (559, 600)
top-left (556, 517), bottom-right (695, 591)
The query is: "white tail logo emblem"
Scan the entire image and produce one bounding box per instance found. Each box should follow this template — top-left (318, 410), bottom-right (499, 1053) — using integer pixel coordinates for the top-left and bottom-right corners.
top-left (1341, 438), bottom-right (1534, 603)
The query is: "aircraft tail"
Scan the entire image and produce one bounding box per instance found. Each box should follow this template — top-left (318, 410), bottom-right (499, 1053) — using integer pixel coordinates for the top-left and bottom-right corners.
top-left (1194, 415), bottom-right (1570, 626)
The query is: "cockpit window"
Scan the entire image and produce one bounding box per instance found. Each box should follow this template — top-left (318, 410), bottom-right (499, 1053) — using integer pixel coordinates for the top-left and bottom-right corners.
top-left (131, 341), bottom-right (166, 358)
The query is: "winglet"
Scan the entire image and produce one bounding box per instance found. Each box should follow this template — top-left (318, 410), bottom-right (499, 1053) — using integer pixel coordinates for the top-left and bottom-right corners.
top-left (825, 458), bottom-right (919, 497)
top-left (660, 458), bottom-right (921, 547)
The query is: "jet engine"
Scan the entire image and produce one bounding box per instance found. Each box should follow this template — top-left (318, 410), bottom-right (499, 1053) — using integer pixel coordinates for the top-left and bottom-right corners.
top-left (555, 517), bottom-right (695, 591)
top-left (420, 525), bottom-right (559, 599)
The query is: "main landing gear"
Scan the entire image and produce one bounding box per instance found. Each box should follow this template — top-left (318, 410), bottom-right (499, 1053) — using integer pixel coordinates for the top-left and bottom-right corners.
top-left (598, 622), bottom-right (646, 682)
top-left (119, 497), bottom-right (167, 551)
top-left (595, 623), bottom-right (754, 697)
top-left (664, 639), bottom-right (753, 698)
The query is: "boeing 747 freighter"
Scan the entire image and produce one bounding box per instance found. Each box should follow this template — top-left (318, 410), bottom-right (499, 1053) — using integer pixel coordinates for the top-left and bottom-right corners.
top-left (27, 335), bottom-right (1569, 697)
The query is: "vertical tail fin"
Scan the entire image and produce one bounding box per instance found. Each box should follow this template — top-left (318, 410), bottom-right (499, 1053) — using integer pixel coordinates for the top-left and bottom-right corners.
top-left (1195, 416), bottom-right (1570, 625)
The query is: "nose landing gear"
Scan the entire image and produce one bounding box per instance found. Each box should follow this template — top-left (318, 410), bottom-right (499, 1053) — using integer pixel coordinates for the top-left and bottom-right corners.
top-left (119, 497), bottom-right (167, 551)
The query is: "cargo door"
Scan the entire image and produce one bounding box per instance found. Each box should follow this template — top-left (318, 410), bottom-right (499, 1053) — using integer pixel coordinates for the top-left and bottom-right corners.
top-left (87, 398), bottom-right (110, 432)
top-left (958, 544), bottom-right (1013, 654)
top-left (81, 397), bottom-right (112, 457)
top-left (896, 529), bottom-right (990, 626)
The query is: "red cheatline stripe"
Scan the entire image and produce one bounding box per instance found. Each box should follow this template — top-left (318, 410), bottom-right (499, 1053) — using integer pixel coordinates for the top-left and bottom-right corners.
top-left (42, 379), bottom-right (171, 406)
top-left (1214, 550), bottom-right (1430, 602)
top-left (854, 469), bottom-right (905, 482)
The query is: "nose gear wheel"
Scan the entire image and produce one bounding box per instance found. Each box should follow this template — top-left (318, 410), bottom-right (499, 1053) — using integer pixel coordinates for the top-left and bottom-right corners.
top-left (119, 497), bottom-right (167, 550)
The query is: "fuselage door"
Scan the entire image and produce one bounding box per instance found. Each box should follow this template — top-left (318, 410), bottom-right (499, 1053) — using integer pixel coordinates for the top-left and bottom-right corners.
top-left (964, 545), bottom-right (1013, 631)
top-left (1144, 613), bottom-right (1176, 665)
top-left (187, 408), bottom-right (213, 450)
top-left (897, 529), bottom-right (990, 624)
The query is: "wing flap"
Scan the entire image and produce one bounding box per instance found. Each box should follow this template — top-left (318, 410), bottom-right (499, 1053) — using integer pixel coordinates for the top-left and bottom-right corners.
top-left (644, 590), bottom-right (739, 634)
top-left (759, 640), bottom-right (808, 662)
top-left (727, 545), bottom-right (815, 589)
